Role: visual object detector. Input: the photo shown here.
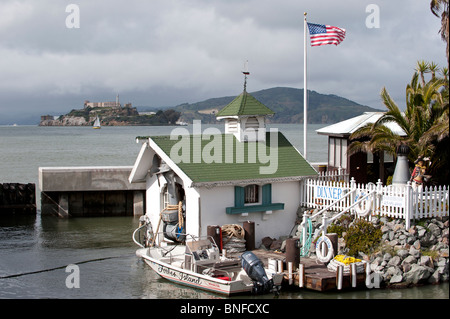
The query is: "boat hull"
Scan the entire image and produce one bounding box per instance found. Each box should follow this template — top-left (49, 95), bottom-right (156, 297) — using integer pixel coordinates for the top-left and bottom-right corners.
top-left (138, 248), bottom-right (254, 295)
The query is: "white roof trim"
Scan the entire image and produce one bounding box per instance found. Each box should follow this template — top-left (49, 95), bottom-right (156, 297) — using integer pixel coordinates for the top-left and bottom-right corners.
top-left (128, 142), bottom-right (154, 183)
top-left (316, 112), bottom-right (406, 137)
top-left (129, 138), bottom-right (195, 187)
top-left (148, 137), bottom-right (194, 188)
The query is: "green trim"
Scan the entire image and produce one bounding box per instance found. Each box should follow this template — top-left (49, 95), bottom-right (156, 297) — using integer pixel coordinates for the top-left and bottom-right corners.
top-left (234, 186), bottom-right (245, 207)
top-left (262, 184), bottom-right (272, 205)
top-left (226, 203), bottom-right (284, 214)
top-left (227, 183), bottom-right (284, 214)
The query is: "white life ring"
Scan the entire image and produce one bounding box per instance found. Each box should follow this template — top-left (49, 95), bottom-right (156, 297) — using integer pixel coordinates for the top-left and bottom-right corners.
top-left (315, 235), bottom-right (334, 263)
top-left (354, 192), bottom-right (373, 217)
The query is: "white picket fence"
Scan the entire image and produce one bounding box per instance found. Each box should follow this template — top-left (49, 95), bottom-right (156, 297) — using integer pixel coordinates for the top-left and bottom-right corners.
top-left (300, 177), bottom-right (449, 229)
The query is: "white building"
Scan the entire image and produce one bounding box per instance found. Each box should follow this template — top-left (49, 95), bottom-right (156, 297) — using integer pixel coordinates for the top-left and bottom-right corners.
top-left (129, 86), bottom-right (317, 246)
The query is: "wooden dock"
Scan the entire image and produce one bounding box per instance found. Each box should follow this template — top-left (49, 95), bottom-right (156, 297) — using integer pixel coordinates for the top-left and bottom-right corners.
top-left (251, 249), bottom-right (367, 292)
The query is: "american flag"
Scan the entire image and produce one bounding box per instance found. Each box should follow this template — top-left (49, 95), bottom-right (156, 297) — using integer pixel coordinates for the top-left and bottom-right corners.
top-left (307, 22), bottom-right (346, 46)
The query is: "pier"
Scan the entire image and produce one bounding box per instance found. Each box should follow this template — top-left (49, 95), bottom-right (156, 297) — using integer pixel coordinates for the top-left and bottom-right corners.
top-left (251, 249), bottom-right (367, 292)
top-left (39, 166), bottom-right (146, 217)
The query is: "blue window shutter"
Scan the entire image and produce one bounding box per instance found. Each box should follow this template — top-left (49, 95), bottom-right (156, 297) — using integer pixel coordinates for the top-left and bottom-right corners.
top-left (235, 186), bottom-right (244, 207)
top-left (262, 184), bottom-right (272, 205)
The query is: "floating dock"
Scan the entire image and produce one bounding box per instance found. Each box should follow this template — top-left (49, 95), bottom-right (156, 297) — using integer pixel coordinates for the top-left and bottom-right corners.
top-left (251, 249), bottom-right (367, 292)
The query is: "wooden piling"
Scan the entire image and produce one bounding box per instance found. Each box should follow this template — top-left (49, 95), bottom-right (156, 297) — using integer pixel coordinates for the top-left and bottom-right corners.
top-left (243, 221), bottom-right (255, 251)
top-left (285, 238), bottom-right (300, 266)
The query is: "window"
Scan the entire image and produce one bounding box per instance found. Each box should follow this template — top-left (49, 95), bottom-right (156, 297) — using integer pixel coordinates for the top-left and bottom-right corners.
top-left (244, 184), bottom-right (259, 204)
top-left (226, 184), bottom-right (284, 214)
top-left (245, 117), bottom-right (259, 129)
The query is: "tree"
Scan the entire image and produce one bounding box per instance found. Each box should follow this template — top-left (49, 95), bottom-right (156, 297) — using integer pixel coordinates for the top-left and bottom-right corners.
top-left (348, 61), bottom-right (449, 184)
top-left (430, 0), bottom-right (449, 59)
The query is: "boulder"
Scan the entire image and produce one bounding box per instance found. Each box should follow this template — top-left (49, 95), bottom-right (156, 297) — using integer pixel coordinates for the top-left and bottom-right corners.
top-left (402, 255), bottom-right (417, 265)
top-left (269, 239), bottom-right (282, 251)
top-left (419, 256), bottom-right (434, 268)
top-left (397, 249), bottom-right (409, 259)
top-left (390, 274), bottom-right (404, 284)
top-left (428, 270), bottom-right (441, 284)
top-left (261, 237), bottom-right (274, 249)
top-left (404, 264), bottom-right (432, 284)
top-left (409, 246), bottom-right (421, 258)
top-left (427, 223), bottom-right (441, 237)
top-left (388, 256), bottom-right (402, 267)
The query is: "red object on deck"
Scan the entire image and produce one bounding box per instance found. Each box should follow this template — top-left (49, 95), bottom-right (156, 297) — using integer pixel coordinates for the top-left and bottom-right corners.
top-left (216, 276), bottom-right (231, 281)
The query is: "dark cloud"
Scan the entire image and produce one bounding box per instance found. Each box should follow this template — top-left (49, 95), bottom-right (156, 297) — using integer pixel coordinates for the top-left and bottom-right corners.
top-left (0, 0), bottom-right (447, 124)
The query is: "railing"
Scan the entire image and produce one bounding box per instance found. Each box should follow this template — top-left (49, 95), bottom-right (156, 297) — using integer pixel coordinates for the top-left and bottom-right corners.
top-left (300, 177), bottom-right (449, 230)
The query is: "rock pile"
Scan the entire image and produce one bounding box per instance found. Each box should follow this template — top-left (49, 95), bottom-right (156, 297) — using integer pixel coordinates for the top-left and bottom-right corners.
top-left (363, 216), bottom-right (449, 287)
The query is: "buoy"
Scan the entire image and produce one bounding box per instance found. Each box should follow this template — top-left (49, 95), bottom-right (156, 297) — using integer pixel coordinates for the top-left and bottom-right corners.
top-left (354, 192), bottom-right (373, 217)
top-left (315, 235), bottom-right (334, 263)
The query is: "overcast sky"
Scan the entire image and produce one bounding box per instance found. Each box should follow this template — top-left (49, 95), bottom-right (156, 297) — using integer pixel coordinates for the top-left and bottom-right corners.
top-left (0, 0), bottom-right (447, 124)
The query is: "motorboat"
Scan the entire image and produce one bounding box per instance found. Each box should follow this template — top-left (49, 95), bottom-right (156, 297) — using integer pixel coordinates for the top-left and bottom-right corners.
top-left (132, 216), bottom-right (283, 296)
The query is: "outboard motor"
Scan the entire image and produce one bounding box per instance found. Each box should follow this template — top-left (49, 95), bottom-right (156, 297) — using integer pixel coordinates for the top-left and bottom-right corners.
top-left (241, 251), bottom-right (274, 294)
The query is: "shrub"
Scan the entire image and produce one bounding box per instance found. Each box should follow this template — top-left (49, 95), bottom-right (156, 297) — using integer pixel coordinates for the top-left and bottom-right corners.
top-left (327, 214), bottom-right (353, 237)
top-left (344, 218), bottom-right (382, 256)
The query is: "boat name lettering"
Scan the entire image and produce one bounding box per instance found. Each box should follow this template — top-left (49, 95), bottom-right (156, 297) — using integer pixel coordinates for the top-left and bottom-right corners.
top-left (179, 272), bottom-right (202, 285)
top-left (157, 265), bottom-right (202, 285)
top-left (157, 265), bottom-right (178, 278)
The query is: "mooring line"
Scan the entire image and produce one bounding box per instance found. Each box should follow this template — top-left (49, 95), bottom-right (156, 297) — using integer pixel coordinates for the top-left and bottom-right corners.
top-left (0, 254), bottom-right (134, 279)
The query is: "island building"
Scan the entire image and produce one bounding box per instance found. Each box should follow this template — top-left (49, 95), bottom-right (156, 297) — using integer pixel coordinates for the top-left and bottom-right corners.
top-left (84, 94), bottom-right (132, 109)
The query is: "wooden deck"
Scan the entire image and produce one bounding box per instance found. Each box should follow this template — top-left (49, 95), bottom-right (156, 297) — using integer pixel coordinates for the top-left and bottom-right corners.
top-left (251, 249), bottom-right (367, 292)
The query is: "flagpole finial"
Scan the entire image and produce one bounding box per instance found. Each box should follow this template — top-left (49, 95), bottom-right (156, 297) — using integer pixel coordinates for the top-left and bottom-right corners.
top-left (304, 12), bottom-right (307, 16)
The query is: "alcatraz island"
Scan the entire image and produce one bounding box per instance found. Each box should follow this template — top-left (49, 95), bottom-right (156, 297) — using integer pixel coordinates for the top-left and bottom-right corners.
top-left (39, 95), bottom-right (181, 127)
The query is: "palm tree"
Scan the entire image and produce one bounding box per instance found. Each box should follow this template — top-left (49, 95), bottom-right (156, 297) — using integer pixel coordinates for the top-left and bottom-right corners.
top-left (348, 61), bottom-right (449, 184)
top-left (430, 0), bottom-right (449, 59)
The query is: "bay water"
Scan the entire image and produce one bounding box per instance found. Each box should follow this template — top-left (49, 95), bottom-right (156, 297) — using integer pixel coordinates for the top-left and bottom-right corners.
top-left (0, 124), bottom-right (448, 299)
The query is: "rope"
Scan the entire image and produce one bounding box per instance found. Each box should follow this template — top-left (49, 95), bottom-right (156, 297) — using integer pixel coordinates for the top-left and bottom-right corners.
top-left (221, 224), bottom-right (245, 239)
top-left (177, 201), bottom-right (183, 228)
top-left (299, 217), bottom-right (312, 257)
top-left (221, 224), bottom-right (246, 255)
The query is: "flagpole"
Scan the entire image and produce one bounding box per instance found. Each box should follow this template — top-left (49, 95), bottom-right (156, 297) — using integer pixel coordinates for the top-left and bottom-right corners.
top-left (303, 12), bottom-right (308, 159)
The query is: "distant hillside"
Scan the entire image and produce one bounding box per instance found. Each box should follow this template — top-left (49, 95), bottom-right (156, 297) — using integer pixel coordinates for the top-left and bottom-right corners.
top-left (174, 87), bottom-right (381, 124)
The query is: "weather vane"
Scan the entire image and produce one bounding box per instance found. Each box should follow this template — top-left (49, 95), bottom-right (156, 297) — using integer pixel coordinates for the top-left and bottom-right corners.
top-left (242, 60), bottom-right (250, 91)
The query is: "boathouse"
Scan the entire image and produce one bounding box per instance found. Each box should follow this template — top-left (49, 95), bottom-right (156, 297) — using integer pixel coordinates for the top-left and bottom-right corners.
top-left (316, 112), bottom-right (406, 184)
top-left (129, 86), bottom-right (317, 245)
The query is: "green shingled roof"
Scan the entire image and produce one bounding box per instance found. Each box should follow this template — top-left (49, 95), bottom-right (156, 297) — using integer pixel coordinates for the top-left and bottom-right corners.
top-left (215, 91), bottom-right (275, 117)
top-left (150, 132), bottom-right (317, 185)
